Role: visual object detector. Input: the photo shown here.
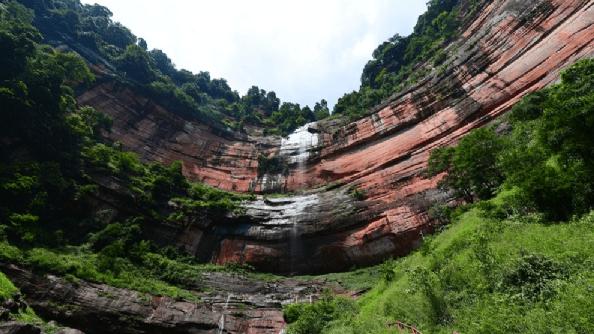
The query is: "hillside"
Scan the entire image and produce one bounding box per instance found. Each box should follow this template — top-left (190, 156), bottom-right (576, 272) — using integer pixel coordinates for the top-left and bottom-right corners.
top-left (1, 0), bottom-right (594, 333)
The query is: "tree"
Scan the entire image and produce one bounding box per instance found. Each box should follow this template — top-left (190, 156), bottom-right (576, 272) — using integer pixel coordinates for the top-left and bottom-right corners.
top-left (116, 44), bottom-right (157, 84)
top-left (1, 0), bottom-right (35, 24)
top-left (138, 37), bottom-right (147, 50)
top-left (499, 58), bottom-right (594, 219)
top-left (427, 127), bottom-right (504, 203)
top-left (314, 99), bottom-right (328, 113)
top-left (301, 105), bottom-right (315, 123)
top-left (264, 91), bottom-right (280, 116)
top-left (181, 82), bottom-right (203, 104)
top-left (246, 85), bottom-right (262, 107)
top-left (0, 8), bottom-right (41, 80)
top-left (149, 48), bottom-right (176, 77)
top-left (81, 3), bottom-right (113, 18)
top-left (103, 22), bottom-right (136, 49)
top-left (314, 99), bottom-right (330, 120)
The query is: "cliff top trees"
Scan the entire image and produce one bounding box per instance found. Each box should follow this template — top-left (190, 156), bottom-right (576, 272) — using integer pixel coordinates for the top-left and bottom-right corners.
top-left (10, 0), bottom-right (328, 135)
top-left (340, 0), bottom-right (463, 119)
top-left (116, 44), bottom-right (156, 84)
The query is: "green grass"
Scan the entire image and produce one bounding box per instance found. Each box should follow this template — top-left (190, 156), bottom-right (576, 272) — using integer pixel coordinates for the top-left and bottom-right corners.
top-left (284, 192), bottom-right (594, 334)
top-left (0, 271), bottom-right (18, 301)
top-left (0, 271), bottom-right (63, 333)
top-left (294, 263), bottom-right (383, 292)
top-left (0, 241), bottom-right (285, 302)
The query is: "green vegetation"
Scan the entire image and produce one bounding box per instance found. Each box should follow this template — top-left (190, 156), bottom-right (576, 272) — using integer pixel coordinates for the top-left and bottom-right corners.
top-left (262, 190), bottom-right (304, 199)
top-left (334, 0), bottom-right (463, 120)
top-left (1, 270), bottom-right (62, 332)
top-left (3, 1), bottom-right (594, 332)
top-left (429, 58), bottom-right (594, 220)
top-left (347, 185), bottom-right (366, 200)
top-left (325, 180), bottom-right (345, 192)
top-left (257, 154), bottom-right (288, 174)
top-left (427, 127), bottom-right (504, 203)
top-left (283, 291), bottom-right (358, 334)
top-left (10, 0), bottom-right (329, 136)
top-left (285, 195), bottom-right (594, 333)
top-left (295, 263), bottom-right (384, 292)
top-left (0, 272), bottom-right (18, 301)
top-left (284, 58), bottom-right (594, 334)
top-left (0, 1), bottom-right (277, 311)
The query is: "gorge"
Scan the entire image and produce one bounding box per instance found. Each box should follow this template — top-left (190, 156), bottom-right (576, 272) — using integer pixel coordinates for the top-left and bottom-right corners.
top-left (2, 0), bottom-right (594, 333)
top-left (75, 0), bottom-right (594, 275)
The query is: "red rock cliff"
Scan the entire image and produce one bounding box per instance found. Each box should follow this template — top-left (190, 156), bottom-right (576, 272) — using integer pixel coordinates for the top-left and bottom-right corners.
top-left (76, 0), bottom-right (594, 275)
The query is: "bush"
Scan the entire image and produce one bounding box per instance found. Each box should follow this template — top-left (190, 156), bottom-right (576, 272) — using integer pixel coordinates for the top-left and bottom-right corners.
top-left (502, 252), bottom-right (567, 301)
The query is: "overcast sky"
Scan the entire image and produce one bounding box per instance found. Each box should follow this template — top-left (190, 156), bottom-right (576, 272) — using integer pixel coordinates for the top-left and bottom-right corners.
top-left (81, 0), bottom-right (427, 110)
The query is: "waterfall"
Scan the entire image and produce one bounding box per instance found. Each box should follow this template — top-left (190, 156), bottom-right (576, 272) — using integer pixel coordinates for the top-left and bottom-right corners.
top-left (217, 315), bottom-right (224, 334)
top-left (217, 294), bottom-right (232, 334)
top-left (290, 219), bottom-right (300, 275)
top-left (279, 123), bottom-right (319, 166)
top-left (281, 123), bottom-right (319, 275)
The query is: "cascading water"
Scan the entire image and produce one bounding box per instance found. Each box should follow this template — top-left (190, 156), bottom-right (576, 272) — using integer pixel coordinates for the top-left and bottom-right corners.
top-left (217, 294), bottom-right (232, 334)
top-left (224, 293), bottom-right (232, 309)
top-left (217, 315), bottom-right (225, 334)
top-left (243, 122), bottom-right (322, 274)
top-left (279, 123), bottom-right (319, 166)
top-left (290, 218), bottom-right (301, 275)
top-left (279, 122), bottom-right (318, 275)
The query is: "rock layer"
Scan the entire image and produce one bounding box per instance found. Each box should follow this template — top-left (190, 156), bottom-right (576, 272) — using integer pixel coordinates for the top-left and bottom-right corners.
top-left (71, 0), bottom-right (594, 275)
top-left (0, 263), bottom-right (348, 334)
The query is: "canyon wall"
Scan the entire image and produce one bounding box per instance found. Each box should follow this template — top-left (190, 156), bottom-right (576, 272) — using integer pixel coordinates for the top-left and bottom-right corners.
top-left (0, 263), bottom-right (349, 334)
top-left (74, 0), bottom-right (594, 275)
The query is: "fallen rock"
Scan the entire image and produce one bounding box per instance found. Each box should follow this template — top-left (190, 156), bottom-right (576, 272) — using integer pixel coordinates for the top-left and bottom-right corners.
top-left (54, 329), bottom-right (86, 334)
top-left (2, 299), bottom-right (18, 313)
top-left (0, 307), bottom-right (10, 320)
top-left (0, 322), bottom-right (41, 334)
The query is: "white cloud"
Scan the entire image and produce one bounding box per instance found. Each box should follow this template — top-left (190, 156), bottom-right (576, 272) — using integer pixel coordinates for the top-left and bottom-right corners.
top-left (81, 0), bottom-right (427, 109)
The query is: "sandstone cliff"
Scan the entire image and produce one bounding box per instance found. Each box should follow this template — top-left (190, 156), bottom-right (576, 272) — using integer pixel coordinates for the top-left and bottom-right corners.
top-left (71, 0), bottom-right (594, 276)
top-left (3, 1), bottom-right (594, 333)
top-left (0, 263), bottom-right (352, 334)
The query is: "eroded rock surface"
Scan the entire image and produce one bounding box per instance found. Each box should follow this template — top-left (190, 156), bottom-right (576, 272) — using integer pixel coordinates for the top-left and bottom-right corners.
top-left (8, 0), bottom-right (594, 333)
top-left (72, 0), bottom-right (594, 275)
top-left (0, 263), bottom-right (344, 334)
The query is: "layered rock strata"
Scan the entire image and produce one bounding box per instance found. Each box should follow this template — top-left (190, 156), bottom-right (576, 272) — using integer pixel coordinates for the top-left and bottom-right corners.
top-left (72, 0), bottom-right (594, 275)
top-left (0, 263), bottom-right (349, 334)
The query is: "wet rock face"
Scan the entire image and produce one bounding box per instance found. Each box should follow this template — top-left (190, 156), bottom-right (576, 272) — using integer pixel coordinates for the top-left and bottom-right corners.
top-left (73, 0), bottom-right (594, 275)
top-left (0, 322), bottom-right (41, 334)
top-left (0, 263), bottom-right (344, 334)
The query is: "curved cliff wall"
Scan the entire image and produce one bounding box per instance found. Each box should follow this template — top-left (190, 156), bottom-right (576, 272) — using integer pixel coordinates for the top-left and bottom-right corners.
top-left (76, 0), bottom-right (594, 275)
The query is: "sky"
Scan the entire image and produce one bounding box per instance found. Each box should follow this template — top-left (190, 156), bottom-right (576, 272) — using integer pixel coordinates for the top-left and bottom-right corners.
top-left (81, 0), bottom-right (427, 110)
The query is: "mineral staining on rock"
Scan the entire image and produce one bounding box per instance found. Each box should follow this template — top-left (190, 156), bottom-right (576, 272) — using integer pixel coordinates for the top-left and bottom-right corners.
top-left (73, 0), bottom-right (594, 276)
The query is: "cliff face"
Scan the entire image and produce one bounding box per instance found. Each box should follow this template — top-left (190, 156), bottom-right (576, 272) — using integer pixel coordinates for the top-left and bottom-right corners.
top-left (0, 263), bottom-right (348, 334)
top-left (74, 0), bottom-right (594, 276)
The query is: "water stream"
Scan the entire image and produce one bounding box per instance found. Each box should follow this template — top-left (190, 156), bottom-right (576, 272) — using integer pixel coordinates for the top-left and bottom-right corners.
top-left (217, 293), bottom-right (232, 334)
top-left (290, 219), bottom-right (301, 275)
top-left (282, 123), bottom-right (319, 275)
top-left (279, 122), bottom-right (319, 165)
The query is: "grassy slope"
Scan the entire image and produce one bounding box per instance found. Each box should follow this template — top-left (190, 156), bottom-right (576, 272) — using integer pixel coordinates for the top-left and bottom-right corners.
top-left (284, 191), bottom-right (594, 333)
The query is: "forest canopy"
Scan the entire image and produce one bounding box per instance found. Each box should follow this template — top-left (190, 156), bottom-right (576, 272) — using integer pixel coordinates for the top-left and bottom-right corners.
top-left (334, 0), bottom-right (462, 119)
top-left (8, 0), bottom-right (330, 136)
